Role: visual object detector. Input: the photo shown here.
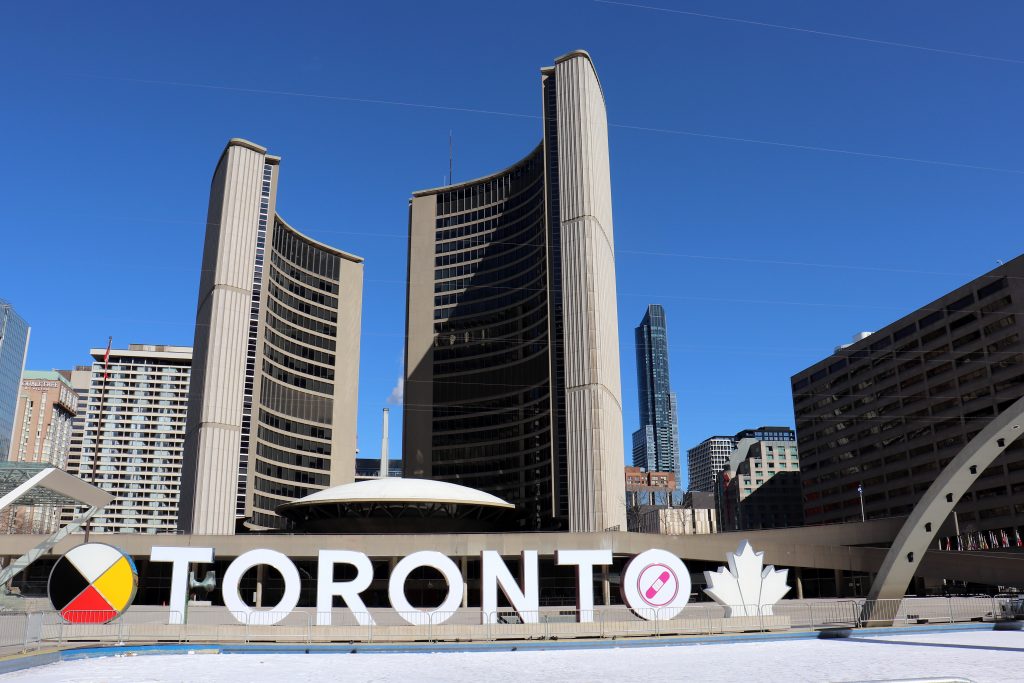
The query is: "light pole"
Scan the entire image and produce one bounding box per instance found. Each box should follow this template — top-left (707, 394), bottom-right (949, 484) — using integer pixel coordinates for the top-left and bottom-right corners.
top-left (858, 483), bottom-right (866, 522)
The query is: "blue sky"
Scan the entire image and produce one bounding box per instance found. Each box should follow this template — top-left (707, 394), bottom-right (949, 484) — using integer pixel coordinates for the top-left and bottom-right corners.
top-left (2, 1), bottom-right (1021, 488)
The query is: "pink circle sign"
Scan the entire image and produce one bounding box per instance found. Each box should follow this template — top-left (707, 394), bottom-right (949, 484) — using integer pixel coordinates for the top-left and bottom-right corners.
top-left (621, 549), bottom-right (692, 620)
top-left (636, 562), bottom-right (679, 607)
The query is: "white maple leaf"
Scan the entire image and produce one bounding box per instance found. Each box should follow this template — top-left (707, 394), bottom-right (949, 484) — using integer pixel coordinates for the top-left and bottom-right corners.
top-left (703, 540), bottom-right (790, 617)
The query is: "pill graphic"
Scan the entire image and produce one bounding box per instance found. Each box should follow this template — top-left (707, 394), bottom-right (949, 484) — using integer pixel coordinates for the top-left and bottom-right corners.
top-left (645, 571), bottom-right (671, 600)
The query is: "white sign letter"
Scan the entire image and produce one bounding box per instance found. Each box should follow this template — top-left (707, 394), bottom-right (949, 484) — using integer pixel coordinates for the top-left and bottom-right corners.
top-left (316, 550), bottom-right (375, 626)
top-left (150, 546), bottom-right (214, 625)
top-left (222, 549), bottom-right (301, 625)
top-left (388, 551), bottom-right (463, 625)
top-left (555, 549), bottom-right (612, 622)
top-left (480, 551), bottom-right (539, 624)
top-left (621, 548), bottom-right (692, 620)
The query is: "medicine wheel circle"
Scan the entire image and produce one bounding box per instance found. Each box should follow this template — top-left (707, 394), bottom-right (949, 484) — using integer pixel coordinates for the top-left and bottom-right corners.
top-left (48, 543), bottom-right (138, 623)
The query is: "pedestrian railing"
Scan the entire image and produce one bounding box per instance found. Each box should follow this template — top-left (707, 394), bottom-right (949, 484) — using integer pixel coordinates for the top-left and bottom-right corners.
top-left (0, 596), bottom-right (1016, 650)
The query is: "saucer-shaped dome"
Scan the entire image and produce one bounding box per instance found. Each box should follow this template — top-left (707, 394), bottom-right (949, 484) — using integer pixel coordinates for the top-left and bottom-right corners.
top-left (276, 478), bottom-right (515, 533)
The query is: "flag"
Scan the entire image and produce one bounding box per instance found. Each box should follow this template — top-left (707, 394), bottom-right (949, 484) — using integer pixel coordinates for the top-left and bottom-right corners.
top-left (102, 336), bottom-right (112, 380)
top-left (956, 535), bottom-right (963, 552)
top-left (1002, 530), bottom-right (1010, 548)
top-left (1016, 528), bottom-right (1023, 548)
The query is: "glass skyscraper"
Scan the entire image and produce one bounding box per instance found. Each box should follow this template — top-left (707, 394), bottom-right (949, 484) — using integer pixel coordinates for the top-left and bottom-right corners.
top-left (632, 304), bottom-right (680, 477)
top-left (0, 300), bottom-right (30, 459)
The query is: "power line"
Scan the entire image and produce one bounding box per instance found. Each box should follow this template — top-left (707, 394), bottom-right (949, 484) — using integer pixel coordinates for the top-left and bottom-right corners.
top-left (79, 74), bottom-right (1024, 176)
top-left (593, 0), bottom-right (1024, 66)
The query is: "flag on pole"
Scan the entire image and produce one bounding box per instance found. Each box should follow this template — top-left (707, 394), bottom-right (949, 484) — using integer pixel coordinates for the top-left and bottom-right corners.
top-left (102, 336), bottom-right (112, 380)
top-left (1016, 528), bottom-right (1023, 548)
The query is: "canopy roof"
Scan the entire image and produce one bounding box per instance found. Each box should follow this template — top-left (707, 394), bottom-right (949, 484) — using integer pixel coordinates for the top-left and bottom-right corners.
top-left (278, 477), bottom-right (514, 511)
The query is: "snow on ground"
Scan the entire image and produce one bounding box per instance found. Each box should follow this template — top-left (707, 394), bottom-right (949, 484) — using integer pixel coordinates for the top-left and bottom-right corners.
top-left (3, 630), bottom-right (1022, 683)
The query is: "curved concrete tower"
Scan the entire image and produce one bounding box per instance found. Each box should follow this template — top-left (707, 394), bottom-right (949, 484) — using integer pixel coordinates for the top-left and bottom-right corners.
top-left (179, 139), bottom-right (363, 534)
top-left (404, 52), bottom-right (626, 532)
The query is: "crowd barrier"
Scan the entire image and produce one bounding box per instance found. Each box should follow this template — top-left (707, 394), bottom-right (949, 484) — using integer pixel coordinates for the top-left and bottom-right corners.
top-left (0, 597), bottom-right (1015, 650)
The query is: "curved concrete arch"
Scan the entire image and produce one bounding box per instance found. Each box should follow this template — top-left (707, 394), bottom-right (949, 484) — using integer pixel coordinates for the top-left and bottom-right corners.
top-left (864, 394), bottom-right (1024, 624)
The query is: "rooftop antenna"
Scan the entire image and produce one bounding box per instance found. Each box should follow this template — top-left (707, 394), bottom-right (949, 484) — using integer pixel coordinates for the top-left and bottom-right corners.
top-left (448, 130), bottom-right (453, 185)
top-left (380, 408), bottom-right (390, 478)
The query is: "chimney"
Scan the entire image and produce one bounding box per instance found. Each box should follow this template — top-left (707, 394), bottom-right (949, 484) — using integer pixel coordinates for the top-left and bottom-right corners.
top-left (380, 408), bottom-right (390, 478)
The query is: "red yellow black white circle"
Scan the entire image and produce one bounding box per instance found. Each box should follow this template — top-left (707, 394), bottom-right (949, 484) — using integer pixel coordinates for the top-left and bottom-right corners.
top-left (48, 543), bottom-right (138, 623)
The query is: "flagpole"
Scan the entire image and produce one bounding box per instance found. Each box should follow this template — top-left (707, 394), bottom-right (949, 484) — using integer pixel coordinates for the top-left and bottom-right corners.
top-left (858, 483), bottom-right (865, 522)
top-left (83, 336), bottom-right (112, 543)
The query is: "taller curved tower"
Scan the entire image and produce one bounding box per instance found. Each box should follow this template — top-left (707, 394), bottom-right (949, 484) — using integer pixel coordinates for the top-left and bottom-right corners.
top-left (404, 51), bottom-right (626, 532)
top-left (179, 139), bottom-right (363, 533)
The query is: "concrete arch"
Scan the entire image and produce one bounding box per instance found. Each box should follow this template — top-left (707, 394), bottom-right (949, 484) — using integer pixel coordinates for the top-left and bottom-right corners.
top-left (864, 394), bottom-right (1024, 624)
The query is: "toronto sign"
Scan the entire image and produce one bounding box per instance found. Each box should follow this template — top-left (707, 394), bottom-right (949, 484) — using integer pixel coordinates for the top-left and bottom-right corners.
top-left (53, 541), bottom-right (789, 625)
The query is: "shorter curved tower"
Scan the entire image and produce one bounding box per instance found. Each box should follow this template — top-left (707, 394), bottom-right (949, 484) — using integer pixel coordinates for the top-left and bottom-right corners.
top-left (180, 139), bottom-right (363, 533)
top-left (404, 52), bottom-right (626, 532)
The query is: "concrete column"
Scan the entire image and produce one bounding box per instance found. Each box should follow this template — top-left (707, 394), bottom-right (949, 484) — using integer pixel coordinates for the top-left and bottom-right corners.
top-left (834, 569), bottom-right (844, 598)
top-left (601, 564), bottom-right (611, 606)
top-left (255, 563), bottom-right (265, 608)
top-left (461, 557), bottom-right (469, 609)
top-left (794, 567), bottom-right (804, 600)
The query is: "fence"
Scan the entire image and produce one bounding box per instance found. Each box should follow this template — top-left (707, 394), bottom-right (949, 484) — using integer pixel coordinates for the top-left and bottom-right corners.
top-left (0, 597), bottom-right (1016, 651)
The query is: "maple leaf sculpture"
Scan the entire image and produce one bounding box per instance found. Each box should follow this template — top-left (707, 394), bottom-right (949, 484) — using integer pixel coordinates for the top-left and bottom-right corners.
top-left (703, 541), bottom-right (790, 617)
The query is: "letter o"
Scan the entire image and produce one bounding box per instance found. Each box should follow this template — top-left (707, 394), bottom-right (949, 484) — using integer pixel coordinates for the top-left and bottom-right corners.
top-left (621, 549), bottom-right (691, 620)
top-left (222, 549), bottom-right (301, 625)
top-left (388, 551), bottom-right (464, 625)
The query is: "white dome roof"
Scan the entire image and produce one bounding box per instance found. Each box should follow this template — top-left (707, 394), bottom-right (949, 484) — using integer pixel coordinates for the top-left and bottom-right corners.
top-left (279, 478), bottom-right (514, 510)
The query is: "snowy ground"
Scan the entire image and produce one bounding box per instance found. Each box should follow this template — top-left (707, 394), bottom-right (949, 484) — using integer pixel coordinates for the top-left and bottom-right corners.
top-left (3, 630), bottom-right (1022, 683)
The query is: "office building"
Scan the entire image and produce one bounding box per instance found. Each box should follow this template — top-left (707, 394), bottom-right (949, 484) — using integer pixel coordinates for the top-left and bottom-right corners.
top-left (63, 365), bottom-right (93, 487)
top-left (687, 436), bottom-right (736, 494)
top-left (0, 300), bottom-right (30, 459)
top-left (3, 371), bottom-right (78, 533)
top-left (179, 139), bottom-right (364, 533)
top-left (632, 304), bottom-right (680, 476)
top-left (63, 344), bottom-right (191, 534)
top-left (624, 466), bottom-right (677, 507)
top-left (635, 504), bottom-right (717, 536)
top-left (403, 51), bottom-right (626, 532)
top-left (792, 255), bottom-right (1024, 533)
top-left (687, 426), bottom-right (797, 495)
top-left (718, 435), bottom-right (803, 531)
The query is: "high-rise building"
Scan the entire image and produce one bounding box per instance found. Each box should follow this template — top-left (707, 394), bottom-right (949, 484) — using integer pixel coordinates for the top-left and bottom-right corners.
top-left (718, 435), bottom-right (802, 531)
top-left (179, 139), bottom-right (364, 534)
top-left (792, 255), bottom-right (1024, 535)
top-left (64, 365), bottom-right (93, 485)
top-left (403, 51), bottom-right (626, 532)
top-left (63, 344), bottom-right (191, 534)
top-left (0, 300), bottom-right (30, 459)
top-left (687, 426), bottom-right (797, 495)
top-left (3, 371), bottom-right (78, 533)
top-left (687, 436), bottom-right (736, 494)
top-left (632, 304), bottom-right (680, 476)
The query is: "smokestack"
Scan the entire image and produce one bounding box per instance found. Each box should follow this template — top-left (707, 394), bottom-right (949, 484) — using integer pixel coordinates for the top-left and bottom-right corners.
top-left (380, 408), bottom-right (390, 478)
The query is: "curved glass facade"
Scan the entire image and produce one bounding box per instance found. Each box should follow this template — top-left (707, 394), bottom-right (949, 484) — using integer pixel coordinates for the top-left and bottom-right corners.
top-left (406, 146), bottom-right (566, 529)
top-left (0, 301), bottom-right (30, 460)
top-left (250, 218), bottom-right (343, 529)
top-left (405, 52), bottom-right (627, 533)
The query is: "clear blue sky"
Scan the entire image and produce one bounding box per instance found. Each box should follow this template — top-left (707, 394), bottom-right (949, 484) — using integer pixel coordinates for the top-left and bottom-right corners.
top-left (2, 1), bottom-right (1021, 488)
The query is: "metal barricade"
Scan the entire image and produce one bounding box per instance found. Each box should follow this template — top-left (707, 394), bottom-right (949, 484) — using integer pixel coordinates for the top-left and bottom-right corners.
top-left (543, 609), bottom-right (602, 640)
top-left (245, 610), bottom-right (311, 644)
top-left (310, 610), bottom-right (373, 643)
top-left (0, 612), bottom-right (28, 650)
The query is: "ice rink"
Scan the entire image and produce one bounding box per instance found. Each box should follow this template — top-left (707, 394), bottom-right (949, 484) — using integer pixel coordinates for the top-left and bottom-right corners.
top-left (2, 629), bottom-right (1021, 683)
